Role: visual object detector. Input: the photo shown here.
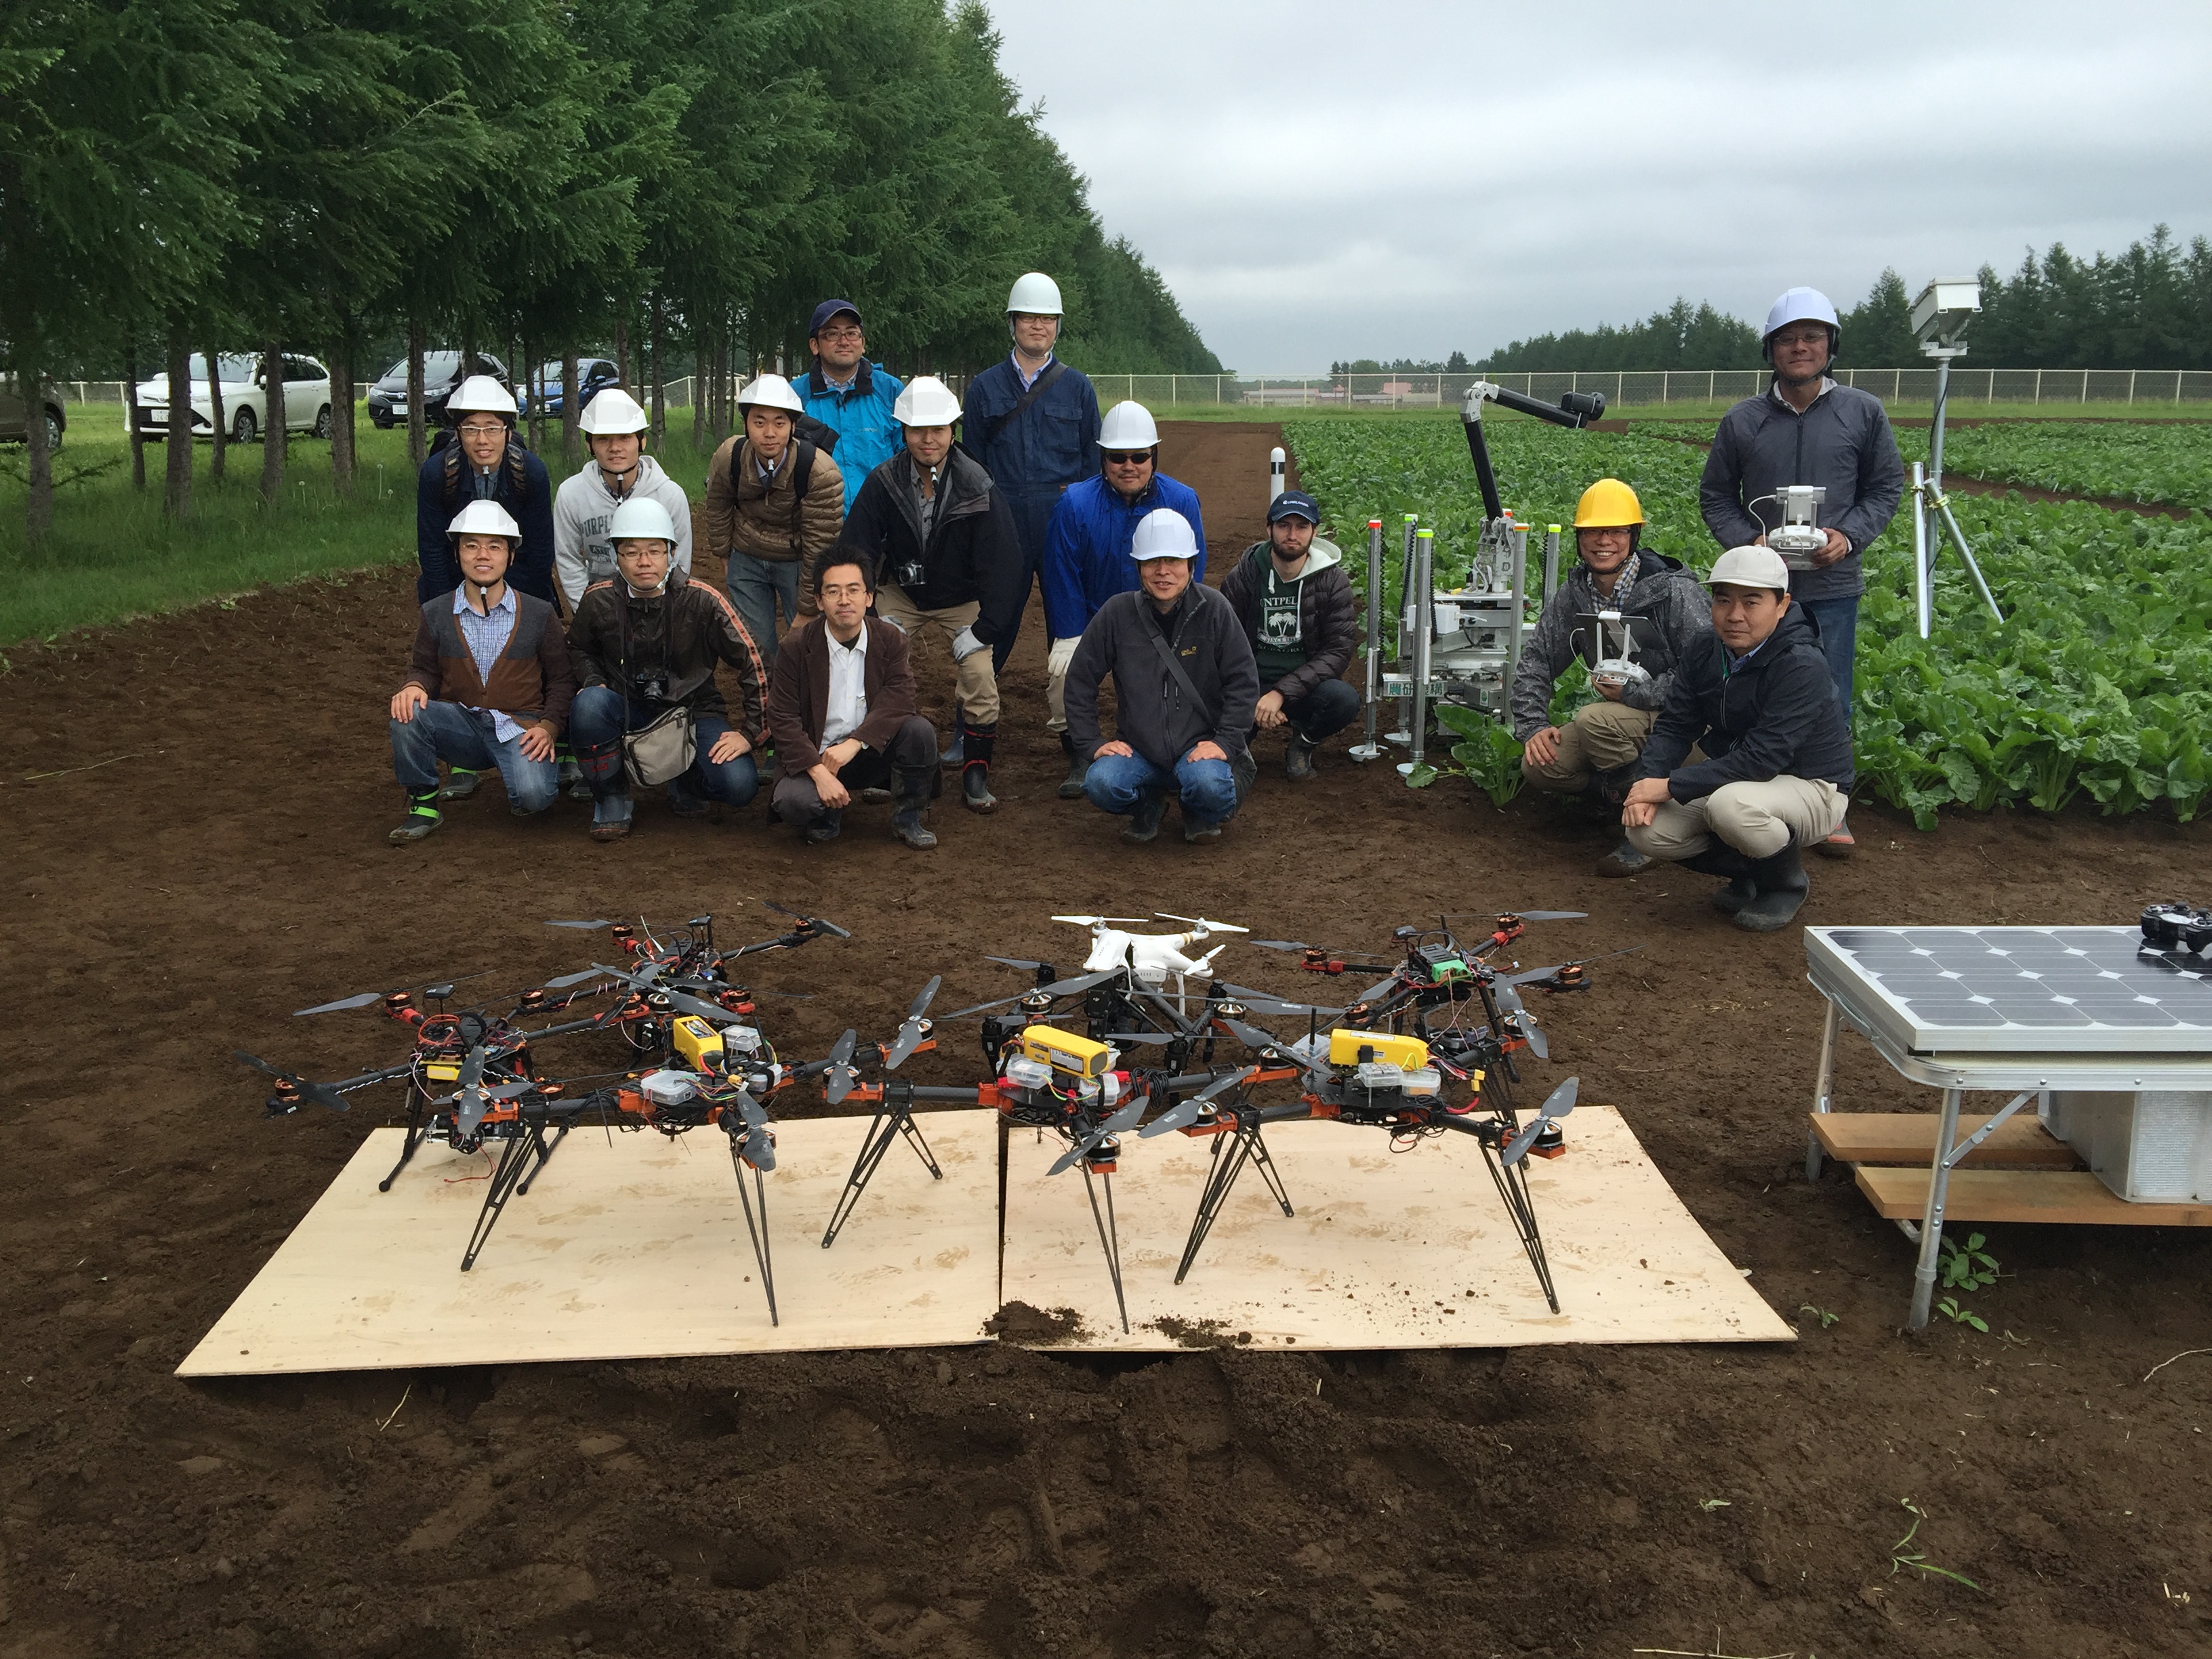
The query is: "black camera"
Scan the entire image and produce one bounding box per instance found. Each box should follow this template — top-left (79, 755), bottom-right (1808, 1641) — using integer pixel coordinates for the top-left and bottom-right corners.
top-left (632, 672), bottom-right (669, 704)
top-left (896, 558), bottom-right (926, 590)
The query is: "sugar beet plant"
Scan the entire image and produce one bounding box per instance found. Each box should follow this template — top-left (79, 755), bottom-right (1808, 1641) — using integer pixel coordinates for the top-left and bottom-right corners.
top-left (1284, 415), bottom-right (2212, 824)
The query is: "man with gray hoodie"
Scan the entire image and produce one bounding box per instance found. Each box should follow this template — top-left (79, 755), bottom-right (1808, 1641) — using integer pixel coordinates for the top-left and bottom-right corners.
top-left (1217, 491), bottom-right (1360, 781)
top-left (552, 388), bottom-right (694, 609)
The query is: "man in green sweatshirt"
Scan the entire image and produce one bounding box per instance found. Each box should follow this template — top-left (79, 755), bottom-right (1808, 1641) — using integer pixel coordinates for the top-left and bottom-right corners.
top-left (1217, 491), bottom-right (1361, 780)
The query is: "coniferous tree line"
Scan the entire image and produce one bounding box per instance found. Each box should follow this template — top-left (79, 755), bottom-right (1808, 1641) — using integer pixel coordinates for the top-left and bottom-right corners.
top-left (0, 0), bottom-right (1220, 544)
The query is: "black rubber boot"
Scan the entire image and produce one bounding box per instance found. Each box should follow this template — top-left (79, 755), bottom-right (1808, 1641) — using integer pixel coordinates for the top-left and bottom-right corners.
top-left (1058, 732), bottom-right (1089, 800)
top-left (1682, 844), bottom-right (1757, 914)
top-left (940, 731), bottom-right (964, 769)
top-left (1120, 794), bottom-right (1167, 844)
top-left (1733, 844), bottom-right (1810, 933)
top-left (802, 812), bottom-right (842, 846)
top-left (575, 739), bottom-right (632, 842)
top-left (960, 722), bottom-right (998, 813)
top-left (1284, 732), bottom-right (1317, 781)
top-left (890, 769), bottom-right (939, 849)
top-left (438, 767), bottom-right (483, 802)
top-left (388, 788), bottom-right (443, 845)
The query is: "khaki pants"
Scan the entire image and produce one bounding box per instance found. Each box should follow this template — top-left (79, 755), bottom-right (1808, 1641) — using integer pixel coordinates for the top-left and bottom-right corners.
top-left (1046, 651), bottom-right (1071, 734)
top-left (875, 586), bottom-right (998, 724)
top-left (1521, 699), bottom-right (1654, 792)
top-left (1626, 776), bottom-right (1847, 861)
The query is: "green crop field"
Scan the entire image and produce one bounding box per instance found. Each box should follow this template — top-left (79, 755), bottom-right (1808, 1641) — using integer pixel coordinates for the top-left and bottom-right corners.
top-left (1284, 415), bottom-right (2212, 825)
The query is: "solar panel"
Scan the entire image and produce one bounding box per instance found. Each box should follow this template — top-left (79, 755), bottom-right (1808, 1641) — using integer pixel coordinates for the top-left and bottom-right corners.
top-left (1805, 926), bottom-right (2212, 1055)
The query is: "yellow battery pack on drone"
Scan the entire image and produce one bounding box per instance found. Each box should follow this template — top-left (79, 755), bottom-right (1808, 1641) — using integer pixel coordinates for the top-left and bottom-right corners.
top-left (1328, 1029), bottom-right (1429, 1070)
top-left (670, 1015), bottom-right (725, 1071)
top-left (1022, 1026), bottom-right (1112, 1080)
top-left (424, 1062), bottom-right (461, 1082)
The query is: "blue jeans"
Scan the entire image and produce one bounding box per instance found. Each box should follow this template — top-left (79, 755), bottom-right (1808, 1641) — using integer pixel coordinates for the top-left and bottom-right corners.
top-left (1084, 750), bottom-right (1250, 827)
top-left (1799, 596), bottom-right (1858, 733)
top-left (389, 703), bottom-right (558, 812)
top-left (567, 687), bottom-right (760, 806)
top-left (726, 554), bottom-right (804, 670)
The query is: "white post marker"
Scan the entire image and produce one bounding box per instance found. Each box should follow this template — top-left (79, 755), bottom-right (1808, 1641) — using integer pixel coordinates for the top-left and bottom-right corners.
top-left (1267, 446), bottom-right (1286, 504)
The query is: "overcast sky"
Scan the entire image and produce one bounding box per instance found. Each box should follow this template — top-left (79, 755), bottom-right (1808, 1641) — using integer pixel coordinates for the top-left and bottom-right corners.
top-left (983, 0), bottom-right (2212, 371)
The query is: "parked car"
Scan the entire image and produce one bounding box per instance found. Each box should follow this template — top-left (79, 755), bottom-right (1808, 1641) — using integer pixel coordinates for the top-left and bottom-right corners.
top-left (134, 354), bottom-right (334, 443)
top-left (528, 356), bottom-right (621, 417)
top-left (365, 352), bottom-right (512, 430)
top-left (0, 384), bottom-right (67, 451)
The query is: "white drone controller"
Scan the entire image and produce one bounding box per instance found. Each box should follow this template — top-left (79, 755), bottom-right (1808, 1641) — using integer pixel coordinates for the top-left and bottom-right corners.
top-left (1760, 484), bottom-right (1829, 571)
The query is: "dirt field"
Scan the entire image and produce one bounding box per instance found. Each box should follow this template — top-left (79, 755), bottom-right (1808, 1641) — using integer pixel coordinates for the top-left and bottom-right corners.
top-left (5, 420), bottom-right (2211, 1659)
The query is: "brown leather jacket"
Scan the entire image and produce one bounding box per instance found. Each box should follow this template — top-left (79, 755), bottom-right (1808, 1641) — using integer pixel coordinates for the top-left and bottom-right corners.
top-left (766, 616), bottom-right (919, 778)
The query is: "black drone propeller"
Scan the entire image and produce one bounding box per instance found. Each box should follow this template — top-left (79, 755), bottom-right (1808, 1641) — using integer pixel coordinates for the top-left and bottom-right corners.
top-left (1139, 1067), bottom-right (1258, 1137)
top-left (1500, 1077), bottom-right (1579, 1166)
top-left (726, 1088), bottom-right (776, 1171)
top-left (1220, 1018), bottom-right (1335, 1086)
top-left (1488, 980), bottom-right (1550, 1059)
top-left (884, 977), bottom-right (942, 1071)
top-left (591, 964), bottom-right (745, 1027)
top-left (1443, 909), bottom-right (1589, 925)
top-left (292, 968), bottom-right (495, 1017)
top-left (758, 899), bottom-right (853, 939)
top-left (939, 966), bottom-right (1124, 1022)
top-left (1046, 1092), bottom-right (1152, 1177)
top-left (234, 1052), bottom-right (355, 1113)
top-left (1215, 982), bottom-right (1346, 1020)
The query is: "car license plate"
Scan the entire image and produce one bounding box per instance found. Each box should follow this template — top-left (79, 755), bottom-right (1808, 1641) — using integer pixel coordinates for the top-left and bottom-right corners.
top-left (390, 404), bottom-right (408, 416)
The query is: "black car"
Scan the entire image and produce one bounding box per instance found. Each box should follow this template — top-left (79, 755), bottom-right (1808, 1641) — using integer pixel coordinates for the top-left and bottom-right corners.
top-left (529, 356), bottom-right (621, 417)
top-left (365, 352), bottom-right (512, 430)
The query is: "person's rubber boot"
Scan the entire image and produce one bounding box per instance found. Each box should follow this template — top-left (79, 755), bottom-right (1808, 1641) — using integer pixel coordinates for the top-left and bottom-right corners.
top-left (1594, 838), bottom-right (1652, 878)
top-left (803, 811), bottom-right (842, 846)
top-left (558, 746), bottom-right (590, 802)
top-left (1284, 732), bottom-right (1317, 782)
top-left (1184, 815), bottom-right (1223, 844)
top-left (890, 768), bottom-right (939, 849)
top-left (1816, 817), bottom-right (1856, 859)
top-left (1120, 793), bottom-right (1166, 844)
top-left (960, 721), bottom-right (998, 814)
top-left (1683, 844), bottom-right (1757, 914)
top-left (1733, 844), bottom-right (1811, 933)
top-left (1058, 732), bottom-right (1089, 800)
top-left (940, 730), bottom-right (964, 770)
top-left (438, 766), bottom-right (483, 802)
top-left (589, 795), bottom-right (634, 842)
top-left (576, 738), bottom-right (632, 842)
top-left (388, 788), bottom-right (442, 845)
top-left (1593, 762), bottom-right (1637, 808)
top-left (666, 775), bottom-right (708, 819)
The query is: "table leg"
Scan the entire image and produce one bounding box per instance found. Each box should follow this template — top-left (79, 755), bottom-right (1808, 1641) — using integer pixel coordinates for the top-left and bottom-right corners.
top-left (1805, 1000), bottom-right (1840, 1181)
top-left (1908, 1086), bottom-right (1964, 1330)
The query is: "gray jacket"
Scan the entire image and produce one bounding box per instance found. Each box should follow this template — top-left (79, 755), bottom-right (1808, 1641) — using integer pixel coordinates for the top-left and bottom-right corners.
top-left (1509, 548), bottom-right (1712, 740)
top-left (1698, 382), bottom-right (1904, 602)
top-left (1065, 583), bottom-right (1261, 773)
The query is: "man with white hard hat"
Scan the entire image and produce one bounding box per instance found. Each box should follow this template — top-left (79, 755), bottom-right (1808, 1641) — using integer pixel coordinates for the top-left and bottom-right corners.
top-left (414, 373), bottom-right (556, 607)
top-left (1699, 287), bottom-right (1903, 859)
top-left (962, 271), bottom-right (1103, 680)
top-left (1064, 508), bottom-right (1258, 846)
top-left (704, 371), bottom-right (845, 669)
top-left (388, 501), bottom-right (575, 845)
top-left (565, 497), bottom-right (769, 842)
top-left (1038, 399), bottom-right (1207, 798)
top-left (833, 376), bottom-right (1025, 813)
top-left (1619, 545), bottom-right (1854, 933)
top-left (796, 298), bottom-right (903, 513)
top-left (552, 386), bottom-right (694, 607)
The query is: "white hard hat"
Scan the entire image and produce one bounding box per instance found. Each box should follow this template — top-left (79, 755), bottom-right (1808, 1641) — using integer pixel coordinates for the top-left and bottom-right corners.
top-left (892, 376), bottom-right (962, 427)
top-left (578, 386), bottom-right (647, 435)
top-left (1006, 272), bottom-right (1063, 316)
top-left (608, 497), bottom-right (679, 548)
top-left (1098, 401), bottom-right (1159, 451)
top-left (1128, 508), bottom-right (1199, 561)
top-left (447, 374), bottom-right (517, 417)
top-left (1709, 545), bottom-right (1791, 592)
top-left (737, 372), bottom-right (804, 415)
top-left (1762, 287), bottom-right (1840, 345)
top-left (447, 499), bottom-right (523, 541)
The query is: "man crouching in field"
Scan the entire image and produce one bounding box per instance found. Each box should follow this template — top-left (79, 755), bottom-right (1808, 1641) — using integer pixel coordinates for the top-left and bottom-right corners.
top-left (388, 501), bottom-right (575, 845)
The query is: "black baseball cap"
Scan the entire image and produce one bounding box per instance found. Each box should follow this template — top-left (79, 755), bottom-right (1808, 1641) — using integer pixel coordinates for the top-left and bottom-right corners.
top-left (1267, 490), bottom-right (1320, 525)
top-left (809, 300), bottom-right (861, 335)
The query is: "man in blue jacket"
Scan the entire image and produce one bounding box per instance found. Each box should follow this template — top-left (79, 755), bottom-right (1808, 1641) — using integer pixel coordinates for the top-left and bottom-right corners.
top-left (1699, 286), bottom-right (1902, 859)
top-left (1621, 546), bottom-right (1853, 934)
top-left (1038, 400), bottom-right (1206, 798)
top-left (794, 299), bottom-right (903, 513)
top-left (962, 272), bottom-right (1101, 688)
top-left (413, 374), bottom-right (556, 607)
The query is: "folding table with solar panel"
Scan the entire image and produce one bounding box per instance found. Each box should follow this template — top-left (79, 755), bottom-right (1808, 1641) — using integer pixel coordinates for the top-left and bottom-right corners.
top-left (1801, 919), bottom-right (2212, 1327)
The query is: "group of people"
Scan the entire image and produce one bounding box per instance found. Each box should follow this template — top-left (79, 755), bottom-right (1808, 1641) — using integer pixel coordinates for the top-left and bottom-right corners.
top-left (387, 276), bottom-right (1898, 930)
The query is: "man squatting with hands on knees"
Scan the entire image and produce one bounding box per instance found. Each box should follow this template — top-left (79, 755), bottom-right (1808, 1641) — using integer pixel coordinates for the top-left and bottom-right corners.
top-left (1217, 489), bottom-right (1361, 781)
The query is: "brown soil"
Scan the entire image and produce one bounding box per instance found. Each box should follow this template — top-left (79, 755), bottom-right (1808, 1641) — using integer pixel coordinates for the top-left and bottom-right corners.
top-left (6, 418), bottom-right (2212, 1658)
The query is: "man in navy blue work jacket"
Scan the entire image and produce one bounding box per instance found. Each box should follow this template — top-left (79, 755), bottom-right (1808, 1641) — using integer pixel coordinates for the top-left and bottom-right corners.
top-left (794, 299), bottom-right (903, 514)
top-left (414, 374), bottom-right (556, 607)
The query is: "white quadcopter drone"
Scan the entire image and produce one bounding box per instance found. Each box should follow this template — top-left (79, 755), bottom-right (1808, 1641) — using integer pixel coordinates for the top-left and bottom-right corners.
top-left (1051, 912), bottom-right (1250, 991)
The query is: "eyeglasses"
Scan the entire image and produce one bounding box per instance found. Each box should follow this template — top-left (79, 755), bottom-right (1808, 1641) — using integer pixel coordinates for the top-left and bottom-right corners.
top-left (457, 422), bottom-right (506, 438)
top-left (815, 327), bottom-right (863, 344)
top-left (1103, 450), bottom-right (1153, 466)
top-left (1771, 329), bottom-right (1830, 348)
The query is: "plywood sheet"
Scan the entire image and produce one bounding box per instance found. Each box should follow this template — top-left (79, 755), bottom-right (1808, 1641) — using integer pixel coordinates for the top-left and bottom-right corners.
top-left (1853, 1165), bottom-right (2212, 1227)
top-left (998, 1106), bottom-right (1794, 1351)
top-left (1810, 1112), bottom-right (2081, 1169)
top-left (179, 1113), bottom-right (1000, 1376)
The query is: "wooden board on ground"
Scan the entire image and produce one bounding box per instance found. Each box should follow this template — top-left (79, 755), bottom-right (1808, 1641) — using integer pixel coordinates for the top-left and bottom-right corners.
top-left (998, 1106), bottom-right (1793, 1351)
top-left (1854, 1165), bottom-right (2212, 1227)
top-left (1810, 1112), bottom-right (2082, 1169)
top-left (178, 1114), bottom-right (1001, 1376)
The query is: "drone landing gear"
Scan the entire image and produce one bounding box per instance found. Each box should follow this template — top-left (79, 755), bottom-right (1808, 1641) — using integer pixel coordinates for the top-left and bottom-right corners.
top-left (379, 1088), bottom-right (428, 1192)
top-left (729, 1142), bottom-right (778, 1328)
top-left (1453, 1122), bottom-right (1559, 1315)
top-left (1174, 1120), bottom-right (1296, 1285)
top-left (461, 1125), bottom-right (560, 1271)
top-left (1080, 1162), bottom-right (1130, 1335)
top-left (820, 1094), bottom-right (943, 1249)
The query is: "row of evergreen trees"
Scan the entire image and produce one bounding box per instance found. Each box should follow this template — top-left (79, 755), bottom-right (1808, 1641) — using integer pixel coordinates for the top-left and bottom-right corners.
top-left (0, 0), bottom-right (1219, 541)
top-left (1471, 227), bottom-right (2212, 375)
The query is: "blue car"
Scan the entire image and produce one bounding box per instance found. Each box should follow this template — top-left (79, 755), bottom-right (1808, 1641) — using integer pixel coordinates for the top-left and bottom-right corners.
top-left (529, 356), bottom-right (621, 417)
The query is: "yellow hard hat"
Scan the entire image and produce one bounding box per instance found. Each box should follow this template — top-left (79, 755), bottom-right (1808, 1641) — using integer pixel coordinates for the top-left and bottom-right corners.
top-left (1574, 478), bottom-right (1643, 529)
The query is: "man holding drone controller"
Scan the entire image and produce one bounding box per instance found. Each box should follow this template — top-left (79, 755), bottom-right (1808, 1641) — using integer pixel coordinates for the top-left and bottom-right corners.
top-left (1618, 545), bottom-right (1853, 933)
top-left (1513, 478), bottom-right (1712, 876)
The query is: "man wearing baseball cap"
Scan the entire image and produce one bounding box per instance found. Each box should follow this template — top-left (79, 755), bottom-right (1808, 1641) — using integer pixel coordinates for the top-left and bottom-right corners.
top-left (1217, 491), bottom-right (1360, 781)
top-left (795, 300), bottom-right (903, 514)
top-left (1619, 546), bottom-right (1853, 932)
top-left (1064, 508), bottom-right (1259, 845)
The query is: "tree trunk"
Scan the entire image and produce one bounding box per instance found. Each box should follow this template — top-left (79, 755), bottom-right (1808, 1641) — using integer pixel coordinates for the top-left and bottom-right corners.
top-left (22, 366), bottom-right (53, 547)
top-left (649, 291), bottom-right (665, 448)
top-left (165, 327), bottom-right (193, 518)
top-left (329, 325), bottom-right (356, 498)
top-left (523, 335), bottom-right (540, 453)
top-left (690, 326), bottom-right (705, 453)
top-left (125, 341), bottom-right (146, 489)
top-left (561, 346), bottom-right (579, 468)
top-left (406, 316), bottom-right (427, 464)
top-left (260, 338), bottom-right (287, 505)
top-left (206, 344), bottom-right (228, 483)
top-left (615, 318), bottom-right (630, 391)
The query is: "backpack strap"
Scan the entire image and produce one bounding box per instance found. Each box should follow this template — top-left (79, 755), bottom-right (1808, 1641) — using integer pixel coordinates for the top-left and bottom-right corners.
top-left (983, 360), bottom-right (1067, 453)
top-left (788, 438), bottom-right (817, 552)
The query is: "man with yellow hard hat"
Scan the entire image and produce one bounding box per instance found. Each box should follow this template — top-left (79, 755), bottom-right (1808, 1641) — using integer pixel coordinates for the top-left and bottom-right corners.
top-left (1511, 478), bottom-right (1712, 876)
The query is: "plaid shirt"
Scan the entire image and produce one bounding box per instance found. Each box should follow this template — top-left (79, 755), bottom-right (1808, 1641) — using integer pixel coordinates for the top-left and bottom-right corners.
top-left (452, 586), bottom-right (525, 743)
